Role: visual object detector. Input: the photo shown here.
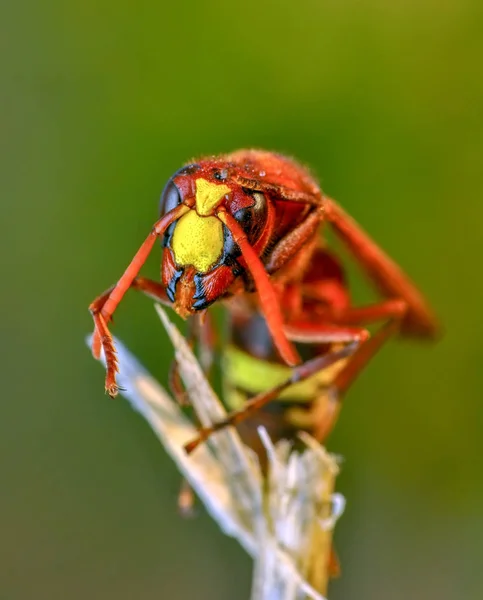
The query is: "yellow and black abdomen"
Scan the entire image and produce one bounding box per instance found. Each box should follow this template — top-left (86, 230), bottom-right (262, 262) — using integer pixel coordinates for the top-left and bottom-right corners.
top-left (223, 311), bottom-right (349, 461)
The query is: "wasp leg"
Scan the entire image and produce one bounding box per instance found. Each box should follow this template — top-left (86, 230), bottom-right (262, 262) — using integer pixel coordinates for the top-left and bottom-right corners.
top-left (231, 173), bottom-right (323, 207)
top-left (282, 296), bottom-right (409, 442)
top-left (177, 478), bottom-right (197, 518)
top-left (167, 312), bottom-right (218, 408)
top-left (168, 359), bottom-right (190, 407)
top-left (90, 277), bottom-right (171, 323)
top-left (89, 205), bottom-right (189, 397)
top-left (191, 311), bottom-right (219, 375)
top-left (324, 197), bottom-right (439, 338)
top-left (185, 297), bottom-right (409, 453)
top-left (264, 210), bottom-right (323, 275)
top-left (89, 276), bottom-right (171, 397)
top-left (284, 298), bottom-right (407, 343)
top-left (184, 340), bottom-right (360, 454)
top-left (173, 314), bottom-right (219, 515)
top-left (309, 319), bottom-right (401, 442)
top-left (328, 547), bottom-right (341, 579)
top-left (284, 322), bottom-right (370, 344)
top-left (322, 298), bottom-right (407, 326)
top-left (218, 210), bottom-right (301, 366)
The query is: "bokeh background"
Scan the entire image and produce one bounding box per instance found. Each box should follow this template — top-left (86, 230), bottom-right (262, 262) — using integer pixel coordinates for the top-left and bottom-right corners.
top-left (2, 1), bottom-right (482, 599)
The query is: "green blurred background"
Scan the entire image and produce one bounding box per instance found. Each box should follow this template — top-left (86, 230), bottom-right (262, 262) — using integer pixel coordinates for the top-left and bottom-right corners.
top-left (1, 0), bottom-right (482, 598)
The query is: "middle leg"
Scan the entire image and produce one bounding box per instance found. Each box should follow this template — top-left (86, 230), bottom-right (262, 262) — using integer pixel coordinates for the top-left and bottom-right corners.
top-left (184, 337), bottom-right (361, 454)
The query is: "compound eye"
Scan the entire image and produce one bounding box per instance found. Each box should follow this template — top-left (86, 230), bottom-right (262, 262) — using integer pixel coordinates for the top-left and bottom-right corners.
top-left (233, 192), bottom-right (267, 245)
top-left (159, 164), bottom-right (199, 217)
top-left (159, 178), bottom-right (181, 217)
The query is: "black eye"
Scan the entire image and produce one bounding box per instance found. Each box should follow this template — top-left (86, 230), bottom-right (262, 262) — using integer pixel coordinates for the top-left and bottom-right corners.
top-left (159, 164), bottom-right (199, 217)
top-left (159, 179), bottom-right (181, 217)
top-left (233, 192), bottom-right (267, 245)
top-left (213, 168), bottom-right (228, 181)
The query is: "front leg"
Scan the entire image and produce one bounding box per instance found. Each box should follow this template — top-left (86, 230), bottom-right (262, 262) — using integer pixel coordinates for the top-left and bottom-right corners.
top-left (89, 277), bottom-right (171, 397)
top-left (89, 204), bottom-right (189, 396)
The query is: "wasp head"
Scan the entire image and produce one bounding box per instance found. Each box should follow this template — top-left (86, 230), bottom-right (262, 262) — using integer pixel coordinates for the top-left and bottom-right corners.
top-left (159, 159), bottom-right (269, 317)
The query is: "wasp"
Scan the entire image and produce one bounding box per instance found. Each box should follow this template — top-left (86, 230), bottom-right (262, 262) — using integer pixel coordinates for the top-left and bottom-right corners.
top-left (89, 150), bottom-right (438, 444)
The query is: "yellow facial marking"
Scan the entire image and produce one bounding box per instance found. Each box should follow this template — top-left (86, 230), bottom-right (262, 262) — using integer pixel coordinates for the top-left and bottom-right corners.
top-left (171, 210), bottom-right (224, 273)
top-left (195, 178), bottom-right (230, 216)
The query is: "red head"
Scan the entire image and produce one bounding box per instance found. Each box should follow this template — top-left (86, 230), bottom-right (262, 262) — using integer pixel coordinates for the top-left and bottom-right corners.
top-left (159, 159), bottom-right (271, 314)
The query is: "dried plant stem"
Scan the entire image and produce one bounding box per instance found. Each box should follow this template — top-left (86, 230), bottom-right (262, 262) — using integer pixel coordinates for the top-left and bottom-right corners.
top-left (88, 305), bottom-right (345, 599)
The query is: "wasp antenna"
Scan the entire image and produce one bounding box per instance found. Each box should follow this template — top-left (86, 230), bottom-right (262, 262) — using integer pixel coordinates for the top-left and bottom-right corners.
top-left (218, 210), bottom-right (300, 366)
